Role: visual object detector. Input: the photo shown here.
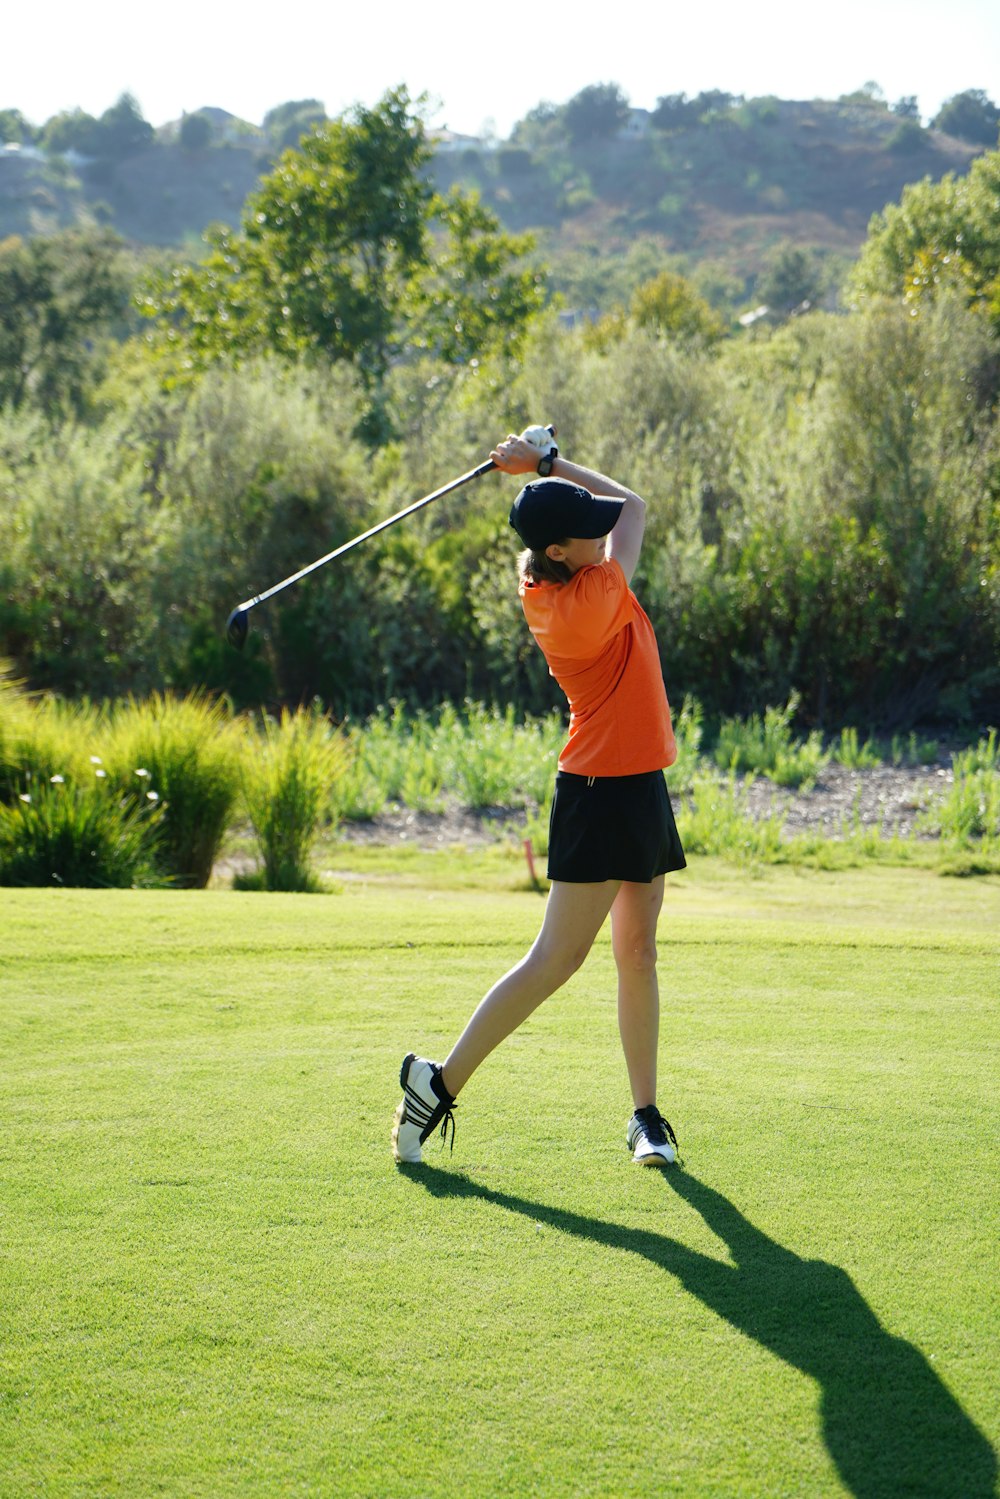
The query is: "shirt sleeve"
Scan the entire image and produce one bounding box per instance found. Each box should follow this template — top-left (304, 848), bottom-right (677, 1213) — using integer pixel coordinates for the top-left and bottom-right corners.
top-left (548, 559), bottom-right (634, 659)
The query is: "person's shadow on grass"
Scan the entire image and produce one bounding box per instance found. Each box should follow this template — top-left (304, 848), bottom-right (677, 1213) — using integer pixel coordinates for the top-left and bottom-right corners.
top-left (406, 1165), bottom-right (997, 1499)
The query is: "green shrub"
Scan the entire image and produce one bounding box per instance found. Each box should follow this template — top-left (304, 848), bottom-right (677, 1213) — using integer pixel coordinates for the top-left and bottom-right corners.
top-left (335, 701), bottom-right (566, 817)
top-left (666, 696), bottom-right (704, 792)
top-left (103, 692), bottom-right (242, 888)
top-left (0, 778), bottom-right (161, 887)
top-left (923, 732), bottom-right (1000, 846)
top-left (713, 695), bottom-right (828, 788)
top-left (889, 732), bottom-right (939, 767)
top-left (834, 727), bottom-right (882, 769)
top-left (444, 701), bottom-right (563, 809)
top-left (0, 414), bottom-right (157, 698)
top-left (242, 706), bottom-right (347, 892)
top-left (677, 772), bottom-right (788, 865)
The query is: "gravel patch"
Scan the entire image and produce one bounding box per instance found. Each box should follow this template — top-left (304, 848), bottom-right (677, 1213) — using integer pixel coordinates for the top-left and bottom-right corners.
top-left (736, 762), bottom-right (951, 840)
top-left (333, 761), bottom-right (957, 849)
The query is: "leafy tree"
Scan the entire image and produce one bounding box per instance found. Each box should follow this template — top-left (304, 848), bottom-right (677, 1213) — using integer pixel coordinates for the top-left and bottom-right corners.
top-left (407, 189), bottom-right (542, 367)
top-left (891, 96), bottom-right (921, 120)
top-left (692, 90), bottom-right (740, 119)
top-left (97, 93), bottom-right (153, 159)
top-left (756, 243), bottom-right (824, 315)
top-left (932, 90), bottom-right (999, 146)
top-left (510, 101), bottom-right (561, 148)
top-left (262, 99), bottom-right (327, 151)
top-left (839, 81), bottom-right (886, 110)
top-left (630, 270), bottom-right (726, 342)
top-left (41, 108), bottom-right (102, 156)
top-left (849, 147), bottom-right (1000, 333)
top-left (652, 91), bottom-right (740, 132)
top-left (563, 83), bottom-right (630, 144)
top-left (144, 88), bottom-right (544, 433)
top-left (888, 119), bottom-right (925, 155)
top-left (179, 110), bottom-right (213, 152)
top-left (651, 93), bottom-right (698, 132)
top-left (38, 95), bottom-right (153, 160)
top-left (0, 109), bottom-right (36, 144)
top-left (0, 230), bottom-right (129, 412)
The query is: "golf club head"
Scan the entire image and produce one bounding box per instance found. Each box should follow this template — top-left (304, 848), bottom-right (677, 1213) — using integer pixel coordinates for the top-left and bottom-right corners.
top-left (226, 607), bottom-right (249, 652)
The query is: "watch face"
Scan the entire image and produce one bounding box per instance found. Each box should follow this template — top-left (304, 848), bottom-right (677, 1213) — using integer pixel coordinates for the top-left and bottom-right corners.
top-left (538, 452), bottom-right (555, 476)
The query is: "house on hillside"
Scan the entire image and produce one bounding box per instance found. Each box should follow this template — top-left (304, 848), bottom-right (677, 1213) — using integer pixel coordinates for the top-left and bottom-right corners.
top-left (431, 130), bottom-right (488, 154)
top-left (0, 142), bottom-right (45, 162)
top-left (618, 108), bottom-right (651, 140)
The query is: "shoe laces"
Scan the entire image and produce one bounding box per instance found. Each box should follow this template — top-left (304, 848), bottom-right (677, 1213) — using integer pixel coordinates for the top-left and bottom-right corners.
top-left (404, 1068), bottom-right (457, 1152)
top-left (435, 1102), bottom-right (456, 1153)
top-left (635, 1105), bottom-right (678, 1151)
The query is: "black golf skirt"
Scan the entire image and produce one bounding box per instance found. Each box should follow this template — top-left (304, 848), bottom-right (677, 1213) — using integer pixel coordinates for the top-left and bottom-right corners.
top-left (546, 768), bottom-right (687, 884)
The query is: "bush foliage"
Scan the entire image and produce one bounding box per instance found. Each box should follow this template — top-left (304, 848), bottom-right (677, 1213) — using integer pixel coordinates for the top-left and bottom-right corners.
top-left (2, 143), bottom-right (999, 734)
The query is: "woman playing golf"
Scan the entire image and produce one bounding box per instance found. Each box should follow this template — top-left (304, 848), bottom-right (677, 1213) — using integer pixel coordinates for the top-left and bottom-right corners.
top-left (392, 430), bottom-right (686, 1166)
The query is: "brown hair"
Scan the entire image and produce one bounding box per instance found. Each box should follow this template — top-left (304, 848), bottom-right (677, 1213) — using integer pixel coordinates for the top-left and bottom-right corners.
top-left (517, 545), bottom-right (572, 586)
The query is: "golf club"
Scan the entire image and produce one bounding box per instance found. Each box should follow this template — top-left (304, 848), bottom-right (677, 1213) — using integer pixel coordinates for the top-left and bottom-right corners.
top-left (226, 458), bottom-right (496, 652)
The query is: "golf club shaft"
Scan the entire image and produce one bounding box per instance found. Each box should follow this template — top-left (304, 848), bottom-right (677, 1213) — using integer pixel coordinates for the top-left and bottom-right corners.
top-left (234, 458), bottom-right (496, 614)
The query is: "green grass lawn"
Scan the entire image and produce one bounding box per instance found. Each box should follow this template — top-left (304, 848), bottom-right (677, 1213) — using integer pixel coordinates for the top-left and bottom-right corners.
top-left (2, 864), bottom-right (998, 1498)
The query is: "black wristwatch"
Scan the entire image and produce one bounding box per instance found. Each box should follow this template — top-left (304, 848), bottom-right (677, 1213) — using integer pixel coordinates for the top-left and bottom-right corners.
top-left (537, 446), bottom-right (558, 477)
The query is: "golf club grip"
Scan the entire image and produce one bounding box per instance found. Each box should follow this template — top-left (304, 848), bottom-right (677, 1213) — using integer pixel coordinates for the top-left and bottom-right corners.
top-left (235, 459), bottom-right (497, 612)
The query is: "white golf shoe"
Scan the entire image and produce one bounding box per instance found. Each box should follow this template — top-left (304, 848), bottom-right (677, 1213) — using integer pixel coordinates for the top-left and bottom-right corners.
top-left (392, 1053), bottom-right (457, 1164)
top-left (626, 1105), bottom-right (679, 1166)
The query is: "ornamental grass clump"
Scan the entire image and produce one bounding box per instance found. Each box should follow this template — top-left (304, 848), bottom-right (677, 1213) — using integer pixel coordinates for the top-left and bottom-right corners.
top-left (0, 685), bottom-right (101, 803)
top-left (242, 706), bottom-right (347, 892)
top-left (0, 776), bottom-right (161, 888)
top-left (103, 692), bottom-right (243, 888)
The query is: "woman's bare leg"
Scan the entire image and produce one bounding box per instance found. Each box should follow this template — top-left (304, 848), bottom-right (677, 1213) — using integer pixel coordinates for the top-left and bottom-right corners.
top-left (441, 879), bottom-right (620, 1096)
top-left (610, 877), bottom-right (665, 1109)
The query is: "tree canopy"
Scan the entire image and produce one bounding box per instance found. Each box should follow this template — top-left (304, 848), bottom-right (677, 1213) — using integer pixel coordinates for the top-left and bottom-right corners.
top-left (931, 90), bottom-right (1000, 146)
top-left (143, 88), bottom-right (544, 433)
top-left (563, 84), bottom-right (631, 143)
top-left (40, 94), bottom-right (153, 160)
top-left (849, 146), bottom-right (1000, 332)
top-left (0, 228), bottom-right (129, 411)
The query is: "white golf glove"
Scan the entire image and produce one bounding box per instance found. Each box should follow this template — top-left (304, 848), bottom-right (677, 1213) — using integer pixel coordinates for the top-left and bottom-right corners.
top-left (519, 424), bottom-right (558, 459)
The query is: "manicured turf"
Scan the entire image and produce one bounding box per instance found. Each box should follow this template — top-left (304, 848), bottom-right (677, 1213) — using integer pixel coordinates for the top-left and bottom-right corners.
top-left (2, 865), bottom-right (998, 1497)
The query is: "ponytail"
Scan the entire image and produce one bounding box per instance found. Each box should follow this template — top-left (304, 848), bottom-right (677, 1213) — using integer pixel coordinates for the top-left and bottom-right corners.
top-left (517, 546), bottom-right (572, 586)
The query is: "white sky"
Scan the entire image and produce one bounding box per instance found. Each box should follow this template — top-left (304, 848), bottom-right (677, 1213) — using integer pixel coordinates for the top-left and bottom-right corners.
top-left (6, 0), bottom-right (999, 136)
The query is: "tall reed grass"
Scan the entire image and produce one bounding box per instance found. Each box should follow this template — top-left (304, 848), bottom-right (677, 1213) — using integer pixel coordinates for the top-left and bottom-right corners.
top-left (103, 693), bottom-right (243, 888)
top-left (241, 706), bottom-right (347, 892)
top-left (0, 778), bottom-right (161, 887)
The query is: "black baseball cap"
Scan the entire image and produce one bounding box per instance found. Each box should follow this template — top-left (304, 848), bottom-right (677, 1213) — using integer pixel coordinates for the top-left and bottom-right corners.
top-left (509, 479), bottom-right (624, 551)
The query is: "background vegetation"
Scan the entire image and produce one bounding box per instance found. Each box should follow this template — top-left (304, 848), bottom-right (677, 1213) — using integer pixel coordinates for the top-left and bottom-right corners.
top-left (1, 87), bottom-right (998, 745)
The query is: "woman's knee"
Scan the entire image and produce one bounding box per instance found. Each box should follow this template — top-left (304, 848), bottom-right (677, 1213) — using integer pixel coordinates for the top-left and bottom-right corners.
top-left (613, 935), bottom-right (659, 976)
top-left (528, 935), bottom-right (592, 989)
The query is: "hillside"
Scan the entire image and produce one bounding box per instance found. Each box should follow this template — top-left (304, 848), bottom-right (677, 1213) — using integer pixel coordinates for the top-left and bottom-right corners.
top-left (429, 98), bottom-right (983, 295)
top-left (0, 95), bottom-right (985, 303)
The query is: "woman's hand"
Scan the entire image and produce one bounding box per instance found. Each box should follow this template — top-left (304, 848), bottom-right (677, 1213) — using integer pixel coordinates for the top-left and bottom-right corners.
top-left (490, 433), bottom-right (547, 477)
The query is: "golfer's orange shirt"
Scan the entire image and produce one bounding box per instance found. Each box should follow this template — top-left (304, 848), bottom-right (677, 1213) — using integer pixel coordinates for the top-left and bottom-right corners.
top-left (519, 558), bottom-right (676, 776)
